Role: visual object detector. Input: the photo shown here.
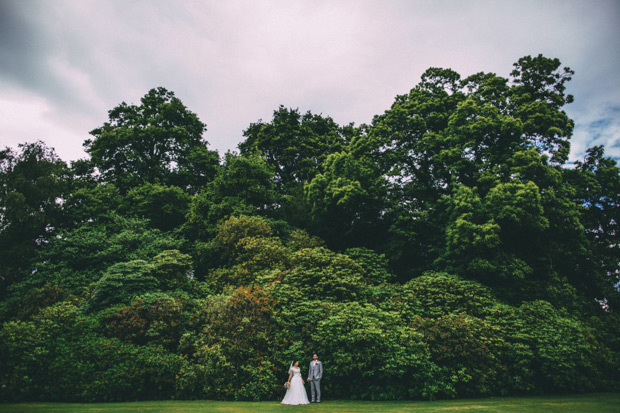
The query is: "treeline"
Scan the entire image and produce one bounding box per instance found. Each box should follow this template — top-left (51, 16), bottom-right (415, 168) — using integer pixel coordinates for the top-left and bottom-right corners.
top-left (0, 55), bottom-right (619, 402)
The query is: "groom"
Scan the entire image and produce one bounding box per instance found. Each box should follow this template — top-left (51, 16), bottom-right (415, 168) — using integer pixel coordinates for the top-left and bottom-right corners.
top-left (307, 353), bottom-right (323, 403)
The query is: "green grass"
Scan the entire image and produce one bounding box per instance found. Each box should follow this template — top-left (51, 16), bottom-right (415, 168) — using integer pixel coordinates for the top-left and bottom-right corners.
top-left (1, 393), bottom-right (619, 412)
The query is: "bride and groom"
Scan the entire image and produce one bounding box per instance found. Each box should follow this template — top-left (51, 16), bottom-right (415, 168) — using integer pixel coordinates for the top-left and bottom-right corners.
top-left (281, 353), bottom-right (323, 405)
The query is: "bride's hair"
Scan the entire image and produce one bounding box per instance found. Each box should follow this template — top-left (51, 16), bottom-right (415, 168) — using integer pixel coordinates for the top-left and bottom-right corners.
top-left (288, 360), bottom-right (298, 373)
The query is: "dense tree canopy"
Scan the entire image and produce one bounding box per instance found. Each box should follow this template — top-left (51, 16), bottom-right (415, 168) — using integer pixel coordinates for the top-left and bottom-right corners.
top-left (240, 106), bottom-right (348, 188)
top-left (0, 142), bottom-right (70, 296)
top-left (85, 87), bottom-right (219, 192)
top-left (1, 56), bottom-right (619, 403)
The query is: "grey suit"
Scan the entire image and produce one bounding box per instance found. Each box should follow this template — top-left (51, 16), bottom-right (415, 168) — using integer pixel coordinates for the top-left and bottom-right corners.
top-left (307, 360), bottom-right (323, 402)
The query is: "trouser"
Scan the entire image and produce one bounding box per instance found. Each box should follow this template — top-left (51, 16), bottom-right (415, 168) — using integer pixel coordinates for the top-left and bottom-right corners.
top-left (309, 378), bottom-right (321, 402)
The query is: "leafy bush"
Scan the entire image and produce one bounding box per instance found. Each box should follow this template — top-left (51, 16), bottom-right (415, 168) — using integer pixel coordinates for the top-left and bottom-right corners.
top-left (312, 302), bottom-right (434, 400)
top-left (413, 313), bottom-right (506, 398)
top-left (179, 286), bottom-right (280, 400)
top-left (101, 293), bottom-right (187, 350)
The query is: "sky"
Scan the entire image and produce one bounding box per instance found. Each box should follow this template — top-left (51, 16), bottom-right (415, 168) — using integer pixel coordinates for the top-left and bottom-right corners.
top-left (1, 0), bottom-right (619, 163)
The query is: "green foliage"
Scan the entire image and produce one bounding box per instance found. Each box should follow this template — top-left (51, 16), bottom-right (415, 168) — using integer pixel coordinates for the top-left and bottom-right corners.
top-left (10, 284), bottom-right (78, 321)
top-left (360, 55), bottom-right (579, 282)
top-left (51, 337), bottom-right (187, 402)
top-left (240, 107), bottom-right (355, 230)
top-left (194, 215), bottom-right (290, 288)
top-left (565, 146), bottom-right (620, 308)
top-left (184, 153), bottom-right (279, 243)
top-left (85, 87), bottom-right (218, 192)
top-left (344, 247), bottom-right (396, 285)
top-left (0, 300), bottom-right (187, 402)
top-left (121, 183), bottom-right (191, 231)
top-left (2, 55), bottom-right (620, 403)
top-left (265, 247), bottom-right (370, 303)
top-left (285, 228), bottom-right (325, 250)
top-left (100, 292), bottom-right (187, 350)
top-left (31, 215), bottom-right (182, 294)
top-left (487, 300), bottom-right (608, 394)
top-left (510, 55), bottom-right (574, 164)
top-left (240, 106), bottom-right (346, 188)
top-left (395, 273), bottom-right (496, 320)
top-left (179, 287), bottom-right (279, 400)
top-left (86, 250), bottom-right (192, 312)
top-left (413, 313), bottom-right (506, 398)
top-left (440, 181), bottom-right (548, 284)
top-left (86, 259), bottom-right (157, 312)
top-left (0, 215), bottom-right (184, 321)
top-left (0, 302), bottom-right (80, 400)
top-left (63, 183), bottom-right (122, 226)
top-left (313, 302), bottom-right (433, 400)
top-left (306, 151), bottom-right (389, 249)
top-left (149, 249), bottom-right (193, 290)
top-left (0, 141), bottom-right (70, 296)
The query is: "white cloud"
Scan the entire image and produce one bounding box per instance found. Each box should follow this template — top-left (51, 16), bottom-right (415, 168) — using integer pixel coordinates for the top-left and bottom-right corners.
top-left (0, 90), bottom-right (91, 161)
top-left (1, 0), bottom-right (619, 161)
top-left (570, 103), bottom-right (620, 161)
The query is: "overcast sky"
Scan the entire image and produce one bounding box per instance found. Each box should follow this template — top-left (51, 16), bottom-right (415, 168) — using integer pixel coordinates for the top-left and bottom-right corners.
top-left (1, 0), bottom-right (619, 163)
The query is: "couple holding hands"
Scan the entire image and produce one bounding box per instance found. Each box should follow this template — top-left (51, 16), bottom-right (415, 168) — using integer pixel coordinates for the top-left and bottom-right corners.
top-left (281, 353), bottom-right (323, 405)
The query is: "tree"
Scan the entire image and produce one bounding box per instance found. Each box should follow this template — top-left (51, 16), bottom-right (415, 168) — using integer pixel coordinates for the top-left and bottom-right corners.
top-left (565, 146), bottom-right (620, 309)
top-left (439, 181), bottom-right (549, 285)
top-left (412, 313), bottom-right (506, 398)
top-left (85, 87), bottom-right (218, 192)
top-left (487, 300), bottom-right (607, 393)
top-left (2, 58), bottom-right (620, 403)
top-left (180, 286), bottom-right (279, 400)
top-left (101, 292), bottom-right (187, 350)
top-left (361, 67), bottom-right (468, 276)
top-left (184, 153), bottom-right (279, 243)
top-left (85, 249), bottom-right (191, 313)
top-left (312, 302), bottom-right (433, 400)
top-left (240, 107), bottom-right (352, 228)
top-left (240, 106), bottom-right (347, 188)
top-left (267, 247), bottom-right (370, 303)
top-left (509, 54), bottom-right (574, 164)
top-left (197, 215), bottom-right (290, 290)
top-left (121, 183), bottom-right (191, 231)
top-left (0, 141), bottom-right (70, 296)
top-left (395, 272), bottom-right (497, 321)
top-left (63, 183), bottom-right (122, 227)
top-left (305, 151), bottom-right (389, 250)
top-left (358, 55), bottom-right (576, 280)
top-left (1, 214), bottom-right (184, 320)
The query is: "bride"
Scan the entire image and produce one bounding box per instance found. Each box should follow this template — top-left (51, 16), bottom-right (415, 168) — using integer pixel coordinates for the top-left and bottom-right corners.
top-left (281, 360), bottom-right (309, 405)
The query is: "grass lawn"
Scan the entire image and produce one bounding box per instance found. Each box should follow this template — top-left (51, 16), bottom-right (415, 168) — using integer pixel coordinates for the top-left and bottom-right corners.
top-left (1, 393), bottom-right (618, 412)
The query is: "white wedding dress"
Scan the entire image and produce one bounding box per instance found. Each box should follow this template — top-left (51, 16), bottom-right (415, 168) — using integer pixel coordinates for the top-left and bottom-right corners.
top-left (281, 367), bottom-right (310, 405)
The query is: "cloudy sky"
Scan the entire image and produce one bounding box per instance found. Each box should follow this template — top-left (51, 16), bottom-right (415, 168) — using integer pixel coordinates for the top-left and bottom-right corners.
top-left (1, 0), bottom-right (619, 163)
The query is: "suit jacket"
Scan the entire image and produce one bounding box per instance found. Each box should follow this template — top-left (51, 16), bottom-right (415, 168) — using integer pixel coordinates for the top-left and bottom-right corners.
top-left (308, 360), bottom-right (323, 380)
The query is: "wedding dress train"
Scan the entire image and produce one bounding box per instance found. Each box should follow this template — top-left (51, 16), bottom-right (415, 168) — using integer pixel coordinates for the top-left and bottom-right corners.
top-left (281, 367), bottom-right (310, 405)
